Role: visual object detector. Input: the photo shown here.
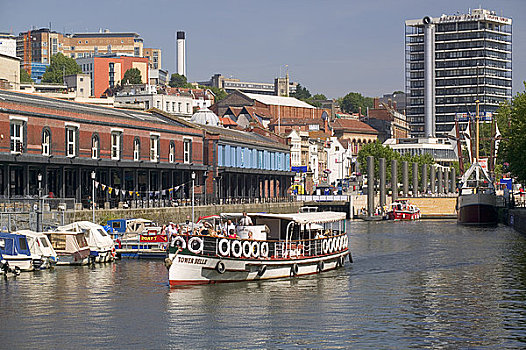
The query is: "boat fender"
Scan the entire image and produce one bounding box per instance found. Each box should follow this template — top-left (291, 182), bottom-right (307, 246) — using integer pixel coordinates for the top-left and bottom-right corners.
top-left (216, 261), bottom-right (226, 274)
top-left (188, 237), bottom-right (204, 254)
top-left (172, 236), bottom-right (186, 250)
top-left (231, 240), bottom-right (242, 258)
top-left (336, 255), bottom-right (344, 267)
top-left (260, 242), bottom-right (269, 258)
top-left (13, 266), bottom-right (21, 276)
top-left (257, 264), bottom-right (267, 276)
top-left (317, 260), bottom-right (324, 272)
top-left (251, 241), bottom-right (260, 258)
top-left (348, 252), bottom-right (353, 263)
top-left (323, 239), bottom-right (329, 255)
top-left (242, 241), bottom-right (252, 258)
top-left (218, 238), bottom-right (230, 257)
top-left (340, 255), bottom-right (346, 267)
top-left (290, 263), bottom-right (299, 276)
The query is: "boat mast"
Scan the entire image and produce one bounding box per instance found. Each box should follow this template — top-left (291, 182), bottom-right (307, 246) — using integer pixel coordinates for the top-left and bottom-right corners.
top-left (475, 99), bottom-right (480, 163)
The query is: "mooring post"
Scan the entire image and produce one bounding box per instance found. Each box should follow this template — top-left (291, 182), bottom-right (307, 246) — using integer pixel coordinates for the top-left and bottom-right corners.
top-left (412, 162), bottom-right (418, 197)
top-left (391, 159), bottom-right (398, 203)
top-left (422, 164), bottom-right (428, 195)
top-left (430, 166), bottom-right (436, 195)
top-left (367, 156), bottom-right (375, 217)
top-left (402, 161), bottom-right (409, 197)
top-left (379, 158), bottom-right (386, 209)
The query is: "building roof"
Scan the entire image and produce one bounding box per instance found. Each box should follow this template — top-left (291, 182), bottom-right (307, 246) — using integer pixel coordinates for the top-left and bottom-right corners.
top-left (190, 107), bottom-right (220, 127)
top-left (244, 92), bottom-right (315, 109)
top-left (331, 118), bottom-right (378, 134)
top-left (0, 89), bottom-right (176, 126)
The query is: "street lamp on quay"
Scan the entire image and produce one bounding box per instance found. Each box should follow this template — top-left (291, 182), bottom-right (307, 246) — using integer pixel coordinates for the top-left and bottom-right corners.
top-left (191, 171), bottom-right (196, 234)
top-left (91, 171), bottom-right (96, 223)
top-left (38, 173), bottom-right (42, 232)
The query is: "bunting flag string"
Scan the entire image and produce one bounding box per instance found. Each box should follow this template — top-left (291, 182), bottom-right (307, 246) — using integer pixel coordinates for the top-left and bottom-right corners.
top-left (91, 181), bottom-right (187, 197)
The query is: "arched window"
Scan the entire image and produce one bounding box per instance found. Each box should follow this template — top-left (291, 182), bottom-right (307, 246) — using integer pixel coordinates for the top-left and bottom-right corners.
top-left (91, 134), bottom-right (99, 159)
top-left (42, 128), bottom-right (51, 156)
top-left (133, 137), bottom-right (140, 161)
top-left (169, 141), bottom-right (175, 163)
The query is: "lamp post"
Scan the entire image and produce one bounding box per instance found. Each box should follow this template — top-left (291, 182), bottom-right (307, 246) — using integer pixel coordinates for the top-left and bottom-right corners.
top-left (191, 171), bottom-right (196, 234)
top-left (38, 173), bottom-right (42, 232)
top-left (91, 171), bottom-right (96, 223)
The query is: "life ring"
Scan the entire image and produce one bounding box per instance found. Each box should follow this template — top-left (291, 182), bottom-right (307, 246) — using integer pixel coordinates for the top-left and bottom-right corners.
top-left (342, 235), bottom-right (348, 249)
top-left (164, 257), bottom-right (172, 269)
top-left (329, 238), bottom-right (335, 254)
top-left (216, 261), bottom-right (226, 274)
top-left (251, 241), bottom-right (260, 258)
top-left (257, 264), bottom-right (267, 276)
top-left (335, 237), bottom-right (341, 252)
top-left (290, 263), bottom-right (299, 276)
top-left (322, 239), bottom-right (329, 255)
top-left (260, 242), bottom-right (269, 258)
top-left (172, 236), bottom-right (186, 250)
top-left (231, 240), bottom-right (242, 258)
top-left (218, 238), bottom-right (230, 257)
top-left (317, 260), bottom-right (324, 272)
top-left (338, 236), bottom-right (344, 251)
top-left (188, 236), bottom-right (204, 254)
top-left (242, 241), bottom-right (252, 258)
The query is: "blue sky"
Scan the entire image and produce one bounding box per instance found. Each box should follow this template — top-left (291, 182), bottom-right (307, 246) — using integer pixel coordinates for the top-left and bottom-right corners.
top-left (2, 0), bottom-right (525, 98)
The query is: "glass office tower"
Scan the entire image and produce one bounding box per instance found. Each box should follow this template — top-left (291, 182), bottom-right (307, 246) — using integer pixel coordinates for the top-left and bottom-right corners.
top-left (405, 8), bottom-right (512, 137)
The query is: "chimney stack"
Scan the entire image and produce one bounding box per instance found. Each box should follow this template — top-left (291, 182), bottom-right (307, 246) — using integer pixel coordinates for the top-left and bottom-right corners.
top-left (176, 31), bottom-right (186, 77)
top-left (423, 16), bottom-right (436, 138)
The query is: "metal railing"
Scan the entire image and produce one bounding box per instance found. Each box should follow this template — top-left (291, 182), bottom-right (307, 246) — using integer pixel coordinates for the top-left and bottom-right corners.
top-left (169, 232), bottom-right (348, 260)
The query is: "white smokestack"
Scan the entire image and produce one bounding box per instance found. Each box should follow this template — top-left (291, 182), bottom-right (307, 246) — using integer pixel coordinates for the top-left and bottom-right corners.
top-left (423, 16), bottom-right (435, 138)
top-left (176, 31), bottom-right (186, 77)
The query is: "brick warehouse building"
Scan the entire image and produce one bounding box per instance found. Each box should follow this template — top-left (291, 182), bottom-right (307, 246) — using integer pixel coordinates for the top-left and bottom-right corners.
top-left (0, 90), bottom-right (292, 207)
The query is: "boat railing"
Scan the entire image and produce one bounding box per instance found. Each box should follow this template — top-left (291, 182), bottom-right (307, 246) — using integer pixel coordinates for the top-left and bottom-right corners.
top-left (170, 232), bottom-right (348, 260)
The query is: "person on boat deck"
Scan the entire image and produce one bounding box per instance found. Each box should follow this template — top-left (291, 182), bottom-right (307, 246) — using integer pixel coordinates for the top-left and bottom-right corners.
top-left (239, 212), bottom-right (253, 226)
top-left (225, 219), bottom-right (235, 234)
top-left (228, 229), bottom-right (236, 239)
top-left (167, 222), bottom-right (178, 239)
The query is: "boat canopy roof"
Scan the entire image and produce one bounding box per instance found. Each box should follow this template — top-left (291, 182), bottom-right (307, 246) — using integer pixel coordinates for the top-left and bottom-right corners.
top-left (221, 212), bottom-right (346, 224)
top-left (460, 162), bottom-right (495, 190)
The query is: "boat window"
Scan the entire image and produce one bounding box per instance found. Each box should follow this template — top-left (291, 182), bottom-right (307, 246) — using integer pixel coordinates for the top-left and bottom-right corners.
top-left (48, 235), bottom-right (66, 250)
top-left (76, 234), bottom-right (88, 248)
top-left (97, 229), bottom-right (109, 237)
top-left (39, 238), bottom-right (49, 248)
top-left (18, 237), bottom-right (28, 251)
top-left (112, 221), bottom-right (121, 229)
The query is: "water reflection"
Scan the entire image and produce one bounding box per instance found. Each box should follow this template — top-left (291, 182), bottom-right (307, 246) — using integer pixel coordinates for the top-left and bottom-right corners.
top-left (1, 220), bottom-right (526, 348)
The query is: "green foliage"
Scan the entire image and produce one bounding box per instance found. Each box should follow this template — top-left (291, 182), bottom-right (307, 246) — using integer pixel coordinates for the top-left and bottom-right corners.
top-left (304, 93), bottom-right (328, 107)
top-left (208, 86), bottom-right (227, 102)
top-left (291, 83), bottom-right (311, 100)
top-left (340, 92), bottom-right (373, 114)
top-left (496, 82), bottom-right (526, 182)
top-left (122, 68), bottom-right (142, 85)
top-left (357, 141), bottom-right (435, 188)
top-left (20, 67), bottom-right (32, 83)
top-left (41, 53), bottom-right (82, 84)
top-left (169, 73), bottom-right (192, 88)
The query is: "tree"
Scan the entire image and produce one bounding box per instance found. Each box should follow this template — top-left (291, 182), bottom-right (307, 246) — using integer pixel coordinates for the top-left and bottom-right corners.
top-left (20, 68), bottom-right (32, 83)
top-left (340, 92), bottom-right (373, 114)
top-left (122, 68), bottom-right (142, 85)
top-left (496, 82), bottom-right (526, 182)
top-left (169, 73), bottom-right (191, 88)
top-left (291, 83), bottom-right (311, 100)
top-left (41, 53), bottom-right (82, 84)
top-left (208, 86), bottom-right (227, 103)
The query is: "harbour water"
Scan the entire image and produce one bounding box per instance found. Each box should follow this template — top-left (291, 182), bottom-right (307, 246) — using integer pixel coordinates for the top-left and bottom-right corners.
top-left (1, 220), bottom-right (526, 349)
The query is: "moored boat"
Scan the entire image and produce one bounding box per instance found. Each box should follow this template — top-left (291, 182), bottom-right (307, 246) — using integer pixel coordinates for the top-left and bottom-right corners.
top-left (14, 230), bottom-right (58, 269)
top-left (45, 231), bottom-right (91, 265)
top-left (387, 200), bottom-right (421, 221)
top-left (0, 232), bottom-right (32, 272)
top-left (166, 212), bottom-right (350, 286)
top-left (58, 221), bottom-right (115, 262)
top-left (457, 162), bottom-right (498, 225)
top-left (109, 218), bottom-right (166, 258)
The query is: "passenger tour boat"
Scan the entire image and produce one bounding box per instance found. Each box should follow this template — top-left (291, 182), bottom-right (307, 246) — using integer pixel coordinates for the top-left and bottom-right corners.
top-left (166, 212), bottom-right (351, 286)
